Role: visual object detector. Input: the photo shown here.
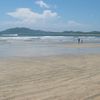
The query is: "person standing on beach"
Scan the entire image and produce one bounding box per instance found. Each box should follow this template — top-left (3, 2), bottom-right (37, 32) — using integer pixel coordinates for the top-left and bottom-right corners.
top-left (81, 39), bottom-right (83, 43)
top-left (78, 38), bottom-right (81, 44)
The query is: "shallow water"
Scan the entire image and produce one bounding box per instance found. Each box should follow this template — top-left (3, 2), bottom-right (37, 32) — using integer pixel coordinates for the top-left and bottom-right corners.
top-left (0, 37), bottom-right (100, 58)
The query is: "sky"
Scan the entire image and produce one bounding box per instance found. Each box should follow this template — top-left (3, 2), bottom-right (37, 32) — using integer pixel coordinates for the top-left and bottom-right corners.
top-left (0, 0), bottom-right (100, 32)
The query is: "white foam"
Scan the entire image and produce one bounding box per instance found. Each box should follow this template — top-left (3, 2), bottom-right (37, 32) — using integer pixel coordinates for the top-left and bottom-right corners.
top-left (0, 36), bottom-right (100, 43)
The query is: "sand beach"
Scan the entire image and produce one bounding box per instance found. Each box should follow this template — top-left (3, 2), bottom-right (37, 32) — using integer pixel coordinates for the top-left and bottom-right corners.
top-left (0, 43), bottom-right (100, 100)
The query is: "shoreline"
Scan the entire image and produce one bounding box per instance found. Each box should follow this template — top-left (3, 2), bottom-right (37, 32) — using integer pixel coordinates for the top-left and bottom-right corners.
top-left (0, 42), bottom-right (100, 59)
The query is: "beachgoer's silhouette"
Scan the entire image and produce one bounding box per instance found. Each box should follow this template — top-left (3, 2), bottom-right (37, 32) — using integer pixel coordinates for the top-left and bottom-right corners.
top-left (78, 38), bottom-right (81, 43)
top-left (81, 39), bottom-right (83, 43)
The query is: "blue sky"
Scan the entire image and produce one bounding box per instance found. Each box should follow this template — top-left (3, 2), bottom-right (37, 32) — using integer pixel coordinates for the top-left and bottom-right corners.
top-left (0, 0), bottom-right (100, 31)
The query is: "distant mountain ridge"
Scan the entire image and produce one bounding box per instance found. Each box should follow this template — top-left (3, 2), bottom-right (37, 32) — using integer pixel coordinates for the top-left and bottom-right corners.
top-left (0, 27), bottom-right (100, 36)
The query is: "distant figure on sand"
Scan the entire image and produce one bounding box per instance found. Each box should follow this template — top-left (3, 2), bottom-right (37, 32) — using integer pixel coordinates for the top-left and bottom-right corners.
top-left (78, 38), bottom-right (81, 44)
top-left (77, 38), bottom-right (83, 44)
top-left (81, 39), bottom-right (83, 43)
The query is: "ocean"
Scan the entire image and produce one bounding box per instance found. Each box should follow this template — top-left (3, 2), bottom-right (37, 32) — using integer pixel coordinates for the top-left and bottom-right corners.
top-left (0, 36), bottom-right (100, 58)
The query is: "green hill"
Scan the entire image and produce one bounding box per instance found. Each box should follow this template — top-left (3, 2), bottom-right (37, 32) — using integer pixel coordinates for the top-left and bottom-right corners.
top-left (0, 27), bottom-right (100, 36)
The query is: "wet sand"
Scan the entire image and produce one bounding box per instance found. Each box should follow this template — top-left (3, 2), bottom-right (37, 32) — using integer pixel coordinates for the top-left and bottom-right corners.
top-left (59, 43), bottom-right (100, 48)
top-left (0, 53), bottom-right (100, 100)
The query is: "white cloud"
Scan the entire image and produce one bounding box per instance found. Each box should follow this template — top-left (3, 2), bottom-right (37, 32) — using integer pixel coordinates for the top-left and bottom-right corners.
top-left (35, 0), bottom-right (49, 9)
top-left (5, 8), bottom-right (87, 32)
top-left (6, 8), bottom-right (60, 31)
top-left (67, 20), bottom-right (83, 27)
top-left (7, 8), bottom-right (58, 23)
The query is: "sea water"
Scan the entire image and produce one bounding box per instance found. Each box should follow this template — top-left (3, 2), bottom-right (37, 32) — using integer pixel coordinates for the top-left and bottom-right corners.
top-left (0, 36), bottom-right (100, 58)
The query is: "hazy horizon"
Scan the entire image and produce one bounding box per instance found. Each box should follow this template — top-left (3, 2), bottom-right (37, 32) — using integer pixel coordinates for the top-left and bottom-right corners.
top-left (1, 27), bottom-right (100, 33)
